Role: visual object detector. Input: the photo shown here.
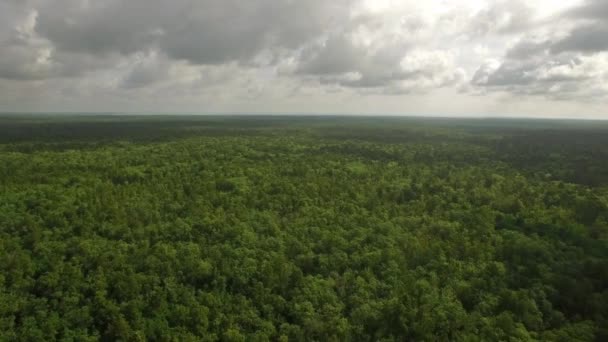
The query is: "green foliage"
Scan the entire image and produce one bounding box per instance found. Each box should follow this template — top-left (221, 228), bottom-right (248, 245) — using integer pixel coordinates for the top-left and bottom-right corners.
top-left (0, 116), bottom-right (607, 341)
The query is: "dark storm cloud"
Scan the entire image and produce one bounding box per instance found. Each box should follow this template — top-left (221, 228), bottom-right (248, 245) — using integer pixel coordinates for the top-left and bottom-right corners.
top-left (567, 0), bottom-right (608, 20)
top-left (551, 24), bottom-right (608, 54)
top-left (1, 0), bottom-right (364, 87)
top-left (34, 0), bottom-right (352, 64)
top-left (546, 0), bottom-right (608, 55)
top-left (0, 0), bottom-right (474, 93)
top-left (161, 1), bottom-right (352, 65)
top-left (23, 0), bottom-right (460, 91)
top-left (35, 0), bottom-right (160, 55)
top-left (506, 40), bottom-right (551, 60)
top-left (0, 0), bottom-right (124, 80)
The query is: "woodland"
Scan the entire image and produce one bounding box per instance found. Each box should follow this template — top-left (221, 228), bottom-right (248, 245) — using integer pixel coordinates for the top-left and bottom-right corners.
top-left (0, 115), bottom-right (607, 341)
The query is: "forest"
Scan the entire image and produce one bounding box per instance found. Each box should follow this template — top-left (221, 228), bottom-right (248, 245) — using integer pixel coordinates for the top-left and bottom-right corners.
top-left (0, 114), bottom-right (607, 341)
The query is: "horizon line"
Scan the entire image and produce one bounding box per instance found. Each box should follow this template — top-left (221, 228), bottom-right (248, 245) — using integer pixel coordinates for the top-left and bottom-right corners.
top-left (1, 112), bottom-right (608, 121)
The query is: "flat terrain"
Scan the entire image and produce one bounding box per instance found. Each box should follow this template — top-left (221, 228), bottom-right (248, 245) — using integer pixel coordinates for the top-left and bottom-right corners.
top-left (1, 115), bottom-right (607, 341)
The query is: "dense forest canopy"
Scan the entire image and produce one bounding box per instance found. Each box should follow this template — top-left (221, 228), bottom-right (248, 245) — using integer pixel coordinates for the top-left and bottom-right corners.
top-left (0, 115), bottom-right (607, 341)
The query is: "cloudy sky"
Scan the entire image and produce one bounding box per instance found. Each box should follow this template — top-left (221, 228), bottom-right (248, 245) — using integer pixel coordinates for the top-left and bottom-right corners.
top-left (1, 0), bottom-right (607, 118)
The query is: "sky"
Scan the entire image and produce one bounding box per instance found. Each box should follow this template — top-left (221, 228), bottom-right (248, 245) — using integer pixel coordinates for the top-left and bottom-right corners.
top-left (1, 0), bottom-right (607, 118)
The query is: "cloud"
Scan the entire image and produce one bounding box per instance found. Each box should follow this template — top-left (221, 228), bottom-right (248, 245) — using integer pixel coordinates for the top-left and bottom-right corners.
top-left (34, 0), bottom-right (353, 64)
top-left (567, 0), bottom-right (608, 19)
top-left (297, 38), bottom-right (464, 92)
top-left (551, 24), bottom-right (608, 54)
top-left (35, 0), bottom-right (166, 56)
top-left (120, 53), bottom-right (170, 89)
top-left (0, 4), bottom-right (52, 80)
top-left (469, 0), bottom-right (608, 100)
top-left (506, 39), bottom-right (552, 60)
top-left (292, 11), bottom-right (465, 93)
top-left (547, 0), bottom-right (608, 55)
top-left (1, 0), bottom-right (608, 115)
top-left (29, 0), bottom-right (470, 94)
top-left (467, 0), bottom-right (535, 36)
top-left (471, 54), bottom-right (608, 100)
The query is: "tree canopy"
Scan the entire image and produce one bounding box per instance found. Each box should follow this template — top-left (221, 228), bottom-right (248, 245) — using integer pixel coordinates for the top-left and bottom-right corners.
top-left (0, 115), bottom-right (607, 341)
